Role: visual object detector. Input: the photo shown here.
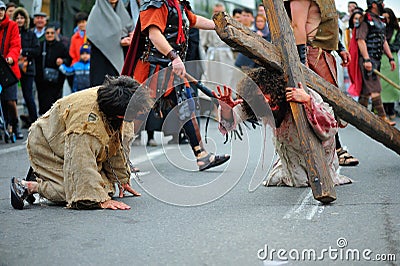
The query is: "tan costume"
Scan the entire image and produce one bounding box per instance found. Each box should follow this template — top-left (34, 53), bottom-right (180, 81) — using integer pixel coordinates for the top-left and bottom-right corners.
top-left (27, 88), bottom-right (131, 208)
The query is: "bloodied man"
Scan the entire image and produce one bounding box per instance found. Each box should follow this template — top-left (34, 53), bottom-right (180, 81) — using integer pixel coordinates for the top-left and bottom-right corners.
top-left (215, 67), bottom-right (352, 187)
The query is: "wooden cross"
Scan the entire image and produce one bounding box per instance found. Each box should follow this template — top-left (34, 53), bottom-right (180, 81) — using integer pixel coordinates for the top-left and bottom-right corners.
top-left (213, 0), bottom-right (400, 202)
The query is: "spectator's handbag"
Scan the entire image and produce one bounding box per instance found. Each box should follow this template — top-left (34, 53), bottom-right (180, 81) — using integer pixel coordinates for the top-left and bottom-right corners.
top-left (0, 26), bottom-right (18, 88)
top-left (42, 42), bottom-right (59, 83)
top-left (18, 56), bottom-right (28, 73)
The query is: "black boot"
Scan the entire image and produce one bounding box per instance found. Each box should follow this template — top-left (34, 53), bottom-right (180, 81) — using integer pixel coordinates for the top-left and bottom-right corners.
top-left (11, 119), bottom-right (23, 140)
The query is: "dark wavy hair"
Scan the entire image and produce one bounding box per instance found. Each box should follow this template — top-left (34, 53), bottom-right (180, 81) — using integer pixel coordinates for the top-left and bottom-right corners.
top-left (349, 8), bottom-right (364, 29)
top-left (236, 67), bottom-right (288, 126)
top-left (383, 8), bottom-right (399, 41)
top-left (97, 75), bottom-right (152, 130)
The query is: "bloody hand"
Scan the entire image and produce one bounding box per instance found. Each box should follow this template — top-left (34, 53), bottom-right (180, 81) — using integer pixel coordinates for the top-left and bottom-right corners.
top-left (212, 85), bottom-right (243, 110)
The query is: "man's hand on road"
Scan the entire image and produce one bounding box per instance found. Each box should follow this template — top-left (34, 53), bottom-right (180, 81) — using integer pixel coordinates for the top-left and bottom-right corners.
top-left (100, 199), bottom-right (131, 210)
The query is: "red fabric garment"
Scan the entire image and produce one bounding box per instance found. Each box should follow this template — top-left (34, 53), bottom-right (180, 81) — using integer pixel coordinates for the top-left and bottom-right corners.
top-left (121, 3), bottom-right (196, 81)
top-left (69, 31), bottom-right (86, 64)
top-left (121, 18), bottom-right (142, 77)
top-left (171, 0), bottom-right (185, 44)
top-left (347, 29), bottom-right (362, 97)
top-left (0, 15), bottom-right (21, 79)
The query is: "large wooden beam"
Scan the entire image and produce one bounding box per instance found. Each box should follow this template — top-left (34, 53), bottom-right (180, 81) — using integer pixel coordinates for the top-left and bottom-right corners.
top-left (213, 11), bottom-right (400, 156)
top-left (215, 4), bottom-right (337, 203)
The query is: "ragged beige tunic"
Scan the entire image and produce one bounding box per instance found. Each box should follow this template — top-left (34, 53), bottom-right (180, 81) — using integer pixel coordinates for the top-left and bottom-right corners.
top-left (27, 87), bottom-right (131, 208)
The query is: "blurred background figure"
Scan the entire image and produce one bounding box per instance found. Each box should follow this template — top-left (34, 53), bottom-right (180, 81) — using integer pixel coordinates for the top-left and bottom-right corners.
top-left (59, 44), bottom-right (91, 93)
top-left (34, 25), bottom-right (69, 115)
top-left (0, 0), bottom-right (22, 139)
top-left (13, 7), bottom-right (40, 129)
top-left (256, 3), bottom-right (270, 41)
top-left (201, 2), bottom-right (235, 85)
top-left (86, 0), bottom-right (133, 87)
top-left (381, 7), bottom-right (400, 120)
top-left (69, 12), bottom-right (88, 65)
top-left (32, 11), bottom-right (47, 42)
top-left (347, 8), bottom-right (364, 98)
top-left (5, 2), bottom-right (17, 19)
top-left (255, 14), bottom-right (270, 41)
top-left (232, 8), bottom-right (242, 22)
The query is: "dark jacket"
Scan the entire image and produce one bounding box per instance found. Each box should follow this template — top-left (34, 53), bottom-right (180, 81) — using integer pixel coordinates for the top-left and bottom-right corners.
top-left (35, 40), bottom-right (70, 82)
top-left (13, 7), bottom-right (40, 76)
top-left (19, 27), bottom-right (40, 76)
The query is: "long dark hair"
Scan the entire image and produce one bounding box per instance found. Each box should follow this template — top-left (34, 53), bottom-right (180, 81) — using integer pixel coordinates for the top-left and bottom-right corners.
top-left (237, 67), bottom-right (289, 127)
top-left (383, 8), bottom-right (399, 41)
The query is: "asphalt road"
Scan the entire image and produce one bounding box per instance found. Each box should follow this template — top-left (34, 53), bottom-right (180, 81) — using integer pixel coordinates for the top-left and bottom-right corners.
top-left (0, 118), bottom-right (399, 266)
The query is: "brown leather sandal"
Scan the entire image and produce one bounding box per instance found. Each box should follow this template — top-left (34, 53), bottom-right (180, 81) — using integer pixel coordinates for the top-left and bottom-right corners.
top-left (197, 152), bottom-right (230, 171)
top-left (337, 148), bottom-right (359, 167)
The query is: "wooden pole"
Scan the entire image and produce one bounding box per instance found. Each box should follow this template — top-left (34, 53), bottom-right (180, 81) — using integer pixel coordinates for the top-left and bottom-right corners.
top-left (212, 11), bottom-right (400, 156)
top-left (214, 5), bottom-right (336, 202)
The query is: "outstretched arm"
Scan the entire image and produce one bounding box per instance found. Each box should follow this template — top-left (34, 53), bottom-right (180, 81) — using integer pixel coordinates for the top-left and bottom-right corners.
top-left (193, 16), bottom-right (215, 30)
top-left (213, 85), bottom-right (243, 121)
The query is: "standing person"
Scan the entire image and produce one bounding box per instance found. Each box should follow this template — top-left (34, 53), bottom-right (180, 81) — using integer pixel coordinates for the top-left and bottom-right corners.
top-left (344, 2), bottom-right (360, 49)
top-left (254, 14), bottom-right (270, 41)
top-left (256, 4), bottom-right (270, 41)
top-left (34, 25), bottom-right (70, 115)
top-left (50, 21), bottom-right (70, 51)
top-left (5, 2), bottom-right (17, 19)
top-left (32, 11), bottom-right (47, 42)
top-left (69, 12), bottom-right (88, 65)
top-left (232, 8), bottom-right (242, 22)
top-left (13, 7), bottom-right (40, 128)
top-left (59, 44), bottom-right (91, 93)
top-left (0, 1), bottom-right (22, 139)
top-left (347, 8), bottom-right (364, 98)
top-left (201, 3), bottom-right (235, 86)
top-left (381, 7), bottom-right (400, 120)
top-left (289, 0), bottom-right (359, 167)
top-left (86, 0), bottom-right (134, 87)
top-left (240, 7), bottom-right (254, 29)
top-left (235, 7), bottom-right (258, 69)
top-left (10, 76), bottom-right (152, 210)
top-left (215, 67), bottom-right (351, 187)
top-left (356, 0), bottom-right (397, 126)
top-left (122, 0), bottom-right (231, 171)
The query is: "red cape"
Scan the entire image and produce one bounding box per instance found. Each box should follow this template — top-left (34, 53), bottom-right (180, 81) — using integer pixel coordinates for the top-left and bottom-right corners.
top-left (121, 19), bottom-right (142, 76)
top-left (347, 29), bottom-right (362, 97)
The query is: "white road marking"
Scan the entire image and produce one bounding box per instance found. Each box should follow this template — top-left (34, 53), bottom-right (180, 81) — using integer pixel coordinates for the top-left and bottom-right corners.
top-left (130, 146), bottom-right (173, 164)
top-left (0, 144), bottom-right (26, 155)
top-left (283, 189), bottom-right (324, 220)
